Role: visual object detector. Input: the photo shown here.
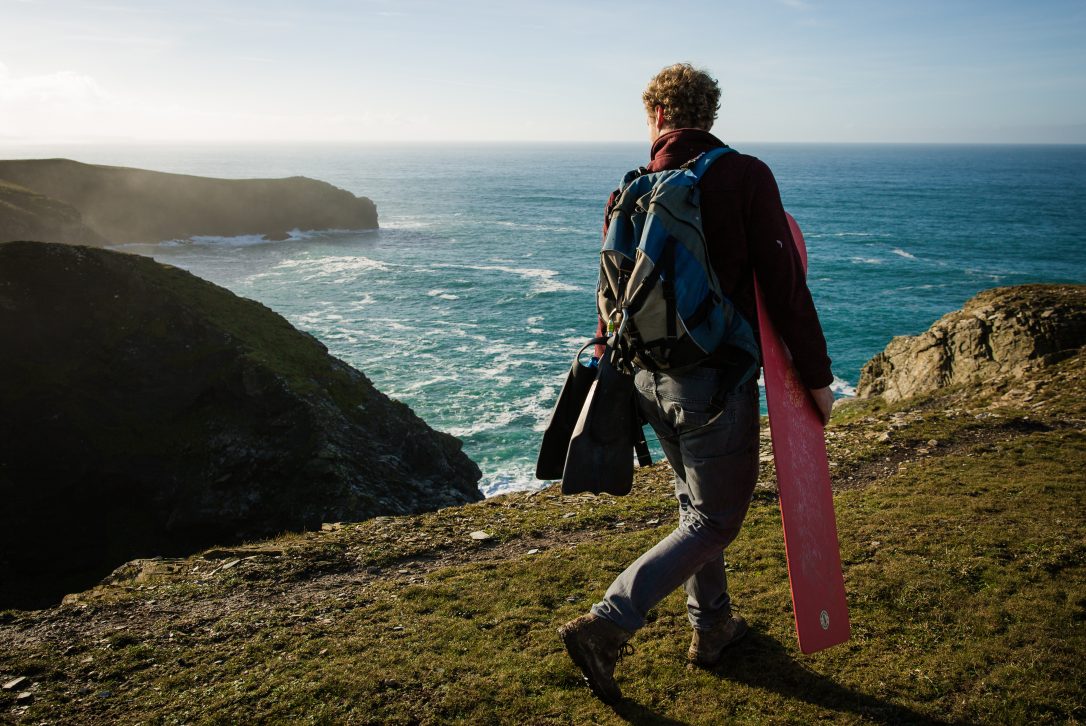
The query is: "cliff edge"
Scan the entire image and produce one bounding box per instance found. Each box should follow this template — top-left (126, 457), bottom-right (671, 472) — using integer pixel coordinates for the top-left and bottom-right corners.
top-left (0, 241), bottom-right (479, 609)
top-left (857, 284), bottom-right (1086, 403)
top-left (0, 159), bottom-right (377, 245)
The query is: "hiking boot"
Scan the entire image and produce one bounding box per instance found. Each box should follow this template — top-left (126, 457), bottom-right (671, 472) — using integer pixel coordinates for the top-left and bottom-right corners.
top-left (687, 614), bottom-right (748, 668)
top-left (558, 613), bottom-right (633, 703)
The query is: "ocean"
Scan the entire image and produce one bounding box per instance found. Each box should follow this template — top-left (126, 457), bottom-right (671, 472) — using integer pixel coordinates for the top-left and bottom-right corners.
top-left (5, 142), bottom-right (1085, 495)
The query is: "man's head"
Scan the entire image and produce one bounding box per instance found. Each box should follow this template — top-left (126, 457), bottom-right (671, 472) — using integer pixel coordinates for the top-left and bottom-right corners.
top-left (642, 63), bottom-right (721, 140)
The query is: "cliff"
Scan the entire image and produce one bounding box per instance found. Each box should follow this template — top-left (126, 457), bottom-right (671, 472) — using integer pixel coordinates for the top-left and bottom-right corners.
top-left (0, 241), bottom-right (480, 610)
top-left (0, 180), bottom-right (108, 247)
top-left (0, 284), bottom-right (1082, 723)
top-left (0, 159), bottom-right (377, 245)
top-left (857, 284), bottom-right (1086, 403)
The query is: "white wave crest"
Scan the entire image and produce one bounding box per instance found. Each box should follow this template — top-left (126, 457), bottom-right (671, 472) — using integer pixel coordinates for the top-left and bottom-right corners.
top-left (432, 263), bottom-right (579, 294)
top-left (480, 463), bottom-right (546, 497)
top-left (495, 221), bottom-right (583, 235)
top-left (186, 234), bottom-right (272, 247)
top-left (831, 376), bottom-right (857, 397)
top-left (275, 255), bottom-right (389, 282)
top-left (891, 248), bottom-right (917, 260)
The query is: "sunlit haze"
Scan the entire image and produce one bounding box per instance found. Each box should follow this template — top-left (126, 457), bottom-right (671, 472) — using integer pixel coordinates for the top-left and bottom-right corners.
top-left (1, 0), bottom-right (1084, 145)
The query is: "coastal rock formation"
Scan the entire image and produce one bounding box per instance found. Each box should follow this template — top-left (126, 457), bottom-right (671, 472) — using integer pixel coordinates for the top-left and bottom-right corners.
top-left (857, 284), bottom-right (1086, 403)
top-left (0, 158), bottom-right (377, 246)
top-left (0, 241), bottom-right (480, 608)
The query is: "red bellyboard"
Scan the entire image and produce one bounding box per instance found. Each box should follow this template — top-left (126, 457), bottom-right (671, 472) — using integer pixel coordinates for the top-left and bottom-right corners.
top-left (754, 213), bottom-right (850, 654)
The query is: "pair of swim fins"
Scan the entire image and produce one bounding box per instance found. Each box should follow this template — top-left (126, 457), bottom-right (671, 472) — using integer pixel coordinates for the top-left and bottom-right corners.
top-left (535, 339), bottom-right (648, 496)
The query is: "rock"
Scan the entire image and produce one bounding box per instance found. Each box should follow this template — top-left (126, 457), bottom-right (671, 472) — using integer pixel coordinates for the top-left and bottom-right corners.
top-left (469, 531), bottom-right (492, 541)
top-left (0, 241), bottom-right (481, 609)
top-left (3, 676), bottom-right (27, 690)
top-left (858, 285), bottom-right (1086, 403)
top-left (0, 158), bottom-right (377, 246)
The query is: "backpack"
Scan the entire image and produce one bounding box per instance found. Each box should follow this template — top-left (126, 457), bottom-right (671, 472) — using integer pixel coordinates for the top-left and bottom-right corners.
top-left (597, 146), bottom-right (760, 383)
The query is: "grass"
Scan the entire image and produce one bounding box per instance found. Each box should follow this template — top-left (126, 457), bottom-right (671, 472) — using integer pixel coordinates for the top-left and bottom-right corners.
top-left (1, 352), bottom-right (1083, 724)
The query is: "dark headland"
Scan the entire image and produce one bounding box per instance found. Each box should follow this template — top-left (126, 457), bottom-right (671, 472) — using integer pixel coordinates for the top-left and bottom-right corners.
top-left (0, 158), bottom-right (378, 246)
top-left (0, 242), bottom-right (481, 610)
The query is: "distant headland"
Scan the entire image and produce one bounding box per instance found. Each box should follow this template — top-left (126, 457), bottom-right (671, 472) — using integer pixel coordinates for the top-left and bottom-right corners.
top-left (0, 158), bottom-right (378, 246)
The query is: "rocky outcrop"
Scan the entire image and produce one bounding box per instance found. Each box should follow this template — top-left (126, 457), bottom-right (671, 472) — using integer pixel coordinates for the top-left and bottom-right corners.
top-left (857, 284), bottom-right (1086, 403)
top-left (0, 158), bottom-right (377, 246)
top-left (0, 241), bottom-right (479, 609)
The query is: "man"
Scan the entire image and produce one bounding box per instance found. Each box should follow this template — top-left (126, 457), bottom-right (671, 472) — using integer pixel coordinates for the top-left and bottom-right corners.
top-left (558, 63), bottom-right (835, 703)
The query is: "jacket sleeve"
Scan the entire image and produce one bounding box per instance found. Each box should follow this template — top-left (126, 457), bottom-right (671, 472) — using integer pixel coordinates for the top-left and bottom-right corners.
top-left (745, 160), bottom-right (834, 389)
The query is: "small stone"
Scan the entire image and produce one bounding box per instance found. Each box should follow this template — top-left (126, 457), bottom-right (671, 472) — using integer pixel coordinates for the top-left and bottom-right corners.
top-left (220, 559), bottom-right (241, 571)
top-left (927, 439), bottom-right (938, 446)
top-left (562, 512), bottom-right (576, 519)
top-left (392, 625), bottom-right (404, 631)
top-left (877, 432), bottom-right (891, 443)
top-left (319, 648), bottom-right (329, 656)
top-left (647, 518), bottom-right (660, 525)
top-left (3, 676), bottom-right (27, 690)
top-left (527, 549), bottom-right (540, 555)
top-left (15, 691), bottom-right (32, 702)
top-left (469, 530), bottom-right (492, 541)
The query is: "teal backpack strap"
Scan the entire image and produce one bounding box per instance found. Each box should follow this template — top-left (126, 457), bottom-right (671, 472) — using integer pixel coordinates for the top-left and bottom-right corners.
top-left (689, 146), bottom-right (736, 181)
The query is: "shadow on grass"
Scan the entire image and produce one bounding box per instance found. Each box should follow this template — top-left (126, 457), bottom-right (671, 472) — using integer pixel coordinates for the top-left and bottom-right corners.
top-left (708, 630), bottom-right (947, 725)
top-left (612, 699), bottom-right (692, 726)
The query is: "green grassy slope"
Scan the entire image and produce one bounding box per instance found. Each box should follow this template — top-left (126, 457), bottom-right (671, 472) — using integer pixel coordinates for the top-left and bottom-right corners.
top-left (0, 353), bottom-right (1082, 724)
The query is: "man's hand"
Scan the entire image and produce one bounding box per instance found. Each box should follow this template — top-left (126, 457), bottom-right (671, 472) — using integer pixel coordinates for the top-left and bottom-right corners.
top-left (809, 386), bottom-right (835, 426)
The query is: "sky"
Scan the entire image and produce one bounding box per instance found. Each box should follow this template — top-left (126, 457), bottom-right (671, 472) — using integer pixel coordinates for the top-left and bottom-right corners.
top-left (1, 0), bottom-right (1084, 145)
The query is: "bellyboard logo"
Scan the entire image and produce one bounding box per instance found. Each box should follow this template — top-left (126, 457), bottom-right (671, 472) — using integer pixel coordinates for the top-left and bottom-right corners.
top-left (820, 610), bottom-right (830, 630)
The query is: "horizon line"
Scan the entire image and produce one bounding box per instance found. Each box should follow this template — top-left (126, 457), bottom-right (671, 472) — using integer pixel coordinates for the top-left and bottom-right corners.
top-left (1, 138), bottom-right (1084, 148)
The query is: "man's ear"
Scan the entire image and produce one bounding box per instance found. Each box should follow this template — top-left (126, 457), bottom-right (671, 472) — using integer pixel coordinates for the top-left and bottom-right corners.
top-left (655, 105), bottom-right (666, 129)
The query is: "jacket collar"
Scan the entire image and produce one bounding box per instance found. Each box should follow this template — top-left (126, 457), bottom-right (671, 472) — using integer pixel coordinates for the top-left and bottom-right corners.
top-left (648, 128), bottom-right (728, 172)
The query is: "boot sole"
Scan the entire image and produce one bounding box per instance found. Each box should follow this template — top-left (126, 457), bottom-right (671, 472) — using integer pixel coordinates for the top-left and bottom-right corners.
top-left (686, 618), bottom-right (749, 668)
top-left (558, 627), bottom-right (621, 703)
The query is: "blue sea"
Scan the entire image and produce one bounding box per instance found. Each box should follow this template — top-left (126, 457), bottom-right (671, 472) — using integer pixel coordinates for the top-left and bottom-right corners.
top-left (5, 142), bottom-right (1085, 495)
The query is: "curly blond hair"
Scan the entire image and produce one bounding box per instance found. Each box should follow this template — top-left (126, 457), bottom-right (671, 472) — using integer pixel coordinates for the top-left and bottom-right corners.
top-left (642, 63), bottom-right (721, 131)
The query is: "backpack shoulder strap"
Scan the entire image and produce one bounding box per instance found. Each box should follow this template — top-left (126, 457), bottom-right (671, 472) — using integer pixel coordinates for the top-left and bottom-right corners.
top-left (689, 146), bottom-right (736, 181)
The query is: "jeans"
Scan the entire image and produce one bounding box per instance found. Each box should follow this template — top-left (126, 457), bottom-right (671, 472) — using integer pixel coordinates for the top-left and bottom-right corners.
top-left (590, 367), bottom-right (760, 632)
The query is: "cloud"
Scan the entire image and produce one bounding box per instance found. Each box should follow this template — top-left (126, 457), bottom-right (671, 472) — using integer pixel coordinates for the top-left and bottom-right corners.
top-left (0, 60), bottom-right (437, 142)
top-left (0, 62), bottom-right (107, 104)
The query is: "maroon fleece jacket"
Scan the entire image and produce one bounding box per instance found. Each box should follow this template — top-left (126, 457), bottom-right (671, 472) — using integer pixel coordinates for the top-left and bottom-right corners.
top-left (596, 128), bottom-right (833, 389)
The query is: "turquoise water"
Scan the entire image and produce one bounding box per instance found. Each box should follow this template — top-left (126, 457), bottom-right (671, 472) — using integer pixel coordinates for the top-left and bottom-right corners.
top-left (6, 142), bottom-right (1084, 494)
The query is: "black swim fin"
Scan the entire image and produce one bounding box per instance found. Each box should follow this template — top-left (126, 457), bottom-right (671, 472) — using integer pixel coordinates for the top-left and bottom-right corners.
top-left (536, 338), bottom-right (606, 481)
top-left (560, 350), bottom-right (637, 496)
